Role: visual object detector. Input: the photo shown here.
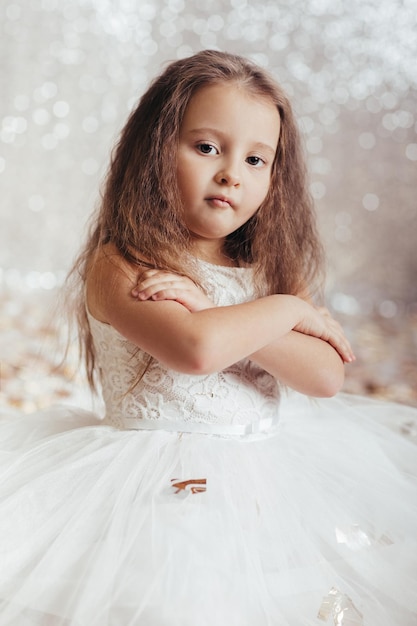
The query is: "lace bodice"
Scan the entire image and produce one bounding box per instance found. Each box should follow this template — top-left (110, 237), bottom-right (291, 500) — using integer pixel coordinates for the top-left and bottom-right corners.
top-left (88, 260), bottom-right (280, 430)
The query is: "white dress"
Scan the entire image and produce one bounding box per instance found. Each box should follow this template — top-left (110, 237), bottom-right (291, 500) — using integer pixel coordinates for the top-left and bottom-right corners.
top-left (0, 260), bottom-right (416, 626)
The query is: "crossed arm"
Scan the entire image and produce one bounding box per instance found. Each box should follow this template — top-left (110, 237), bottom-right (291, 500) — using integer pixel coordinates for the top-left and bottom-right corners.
top-left (130, 268), bottom-right (353, 397)
top-left (86, 249), bottom-right (354, 398)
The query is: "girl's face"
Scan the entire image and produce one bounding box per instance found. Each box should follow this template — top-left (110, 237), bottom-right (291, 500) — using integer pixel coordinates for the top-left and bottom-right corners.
top-left (177, 82), bottom-right (280, 261)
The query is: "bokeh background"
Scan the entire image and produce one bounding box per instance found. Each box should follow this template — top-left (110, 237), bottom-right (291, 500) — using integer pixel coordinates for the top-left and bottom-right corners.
top-left (1, 0), bottom-right (416, 412)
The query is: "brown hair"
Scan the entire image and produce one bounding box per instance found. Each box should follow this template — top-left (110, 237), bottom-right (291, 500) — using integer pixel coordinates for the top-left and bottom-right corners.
top-left (69, 49), bottom-right (324, 388)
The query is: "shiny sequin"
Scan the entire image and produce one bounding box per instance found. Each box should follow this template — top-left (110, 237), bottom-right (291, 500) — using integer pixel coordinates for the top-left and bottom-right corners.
top-left (318, 587), bottom-right (364, 625)
top-left (335, 524), bottom-right (371, 551)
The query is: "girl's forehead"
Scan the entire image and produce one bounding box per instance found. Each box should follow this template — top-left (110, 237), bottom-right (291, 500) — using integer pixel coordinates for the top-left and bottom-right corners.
top-left (180, 82), bottom-right (280, 148)
top-left (186, 81), bottom-right (276, 111)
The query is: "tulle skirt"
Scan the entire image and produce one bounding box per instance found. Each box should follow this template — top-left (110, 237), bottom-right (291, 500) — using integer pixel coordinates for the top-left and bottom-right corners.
top-left (0, 392), bottom-right (416, 625)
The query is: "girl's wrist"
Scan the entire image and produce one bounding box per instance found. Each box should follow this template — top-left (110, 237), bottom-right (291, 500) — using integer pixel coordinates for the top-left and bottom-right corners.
top-left (272, 293), bottom-right (306, 328)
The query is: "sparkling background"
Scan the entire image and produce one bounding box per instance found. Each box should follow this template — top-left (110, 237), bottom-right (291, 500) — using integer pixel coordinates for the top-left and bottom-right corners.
top-left (1, 0), bottom-right (417, 411)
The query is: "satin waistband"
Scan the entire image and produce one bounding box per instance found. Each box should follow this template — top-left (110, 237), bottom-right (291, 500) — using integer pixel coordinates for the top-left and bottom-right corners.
top-left (117, 416), bottom-right (280, 440)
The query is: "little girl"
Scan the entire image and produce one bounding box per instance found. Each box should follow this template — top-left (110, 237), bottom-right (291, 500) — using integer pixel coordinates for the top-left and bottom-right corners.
top-left (1, 50), bottom-right (416, 626)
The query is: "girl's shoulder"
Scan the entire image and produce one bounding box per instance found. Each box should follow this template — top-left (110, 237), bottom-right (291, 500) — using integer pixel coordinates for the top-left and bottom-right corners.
top-left (85, 243), bottom-right (140, 324)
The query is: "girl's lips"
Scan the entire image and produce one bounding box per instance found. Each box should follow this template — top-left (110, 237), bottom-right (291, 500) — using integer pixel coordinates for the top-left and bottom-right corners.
top-left (206, 196), bottom-right (233, 208)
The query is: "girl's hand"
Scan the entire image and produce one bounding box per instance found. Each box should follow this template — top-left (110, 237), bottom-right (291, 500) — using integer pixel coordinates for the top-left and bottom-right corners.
top-left (131, 269), bottom-right (214, 312)
top-left (294, 304), bottom-right (355, 363)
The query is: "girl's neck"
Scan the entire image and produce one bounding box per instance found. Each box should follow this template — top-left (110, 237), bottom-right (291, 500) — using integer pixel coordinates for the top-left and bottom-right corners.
top-left (191, 240), bottom-right (237, 268)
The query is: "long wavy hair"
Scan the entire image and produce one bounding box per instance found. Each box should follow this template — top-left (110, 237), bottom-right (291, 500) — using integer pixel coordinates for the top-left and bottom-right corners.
top-left (68, 49), bottom-right (324, 388)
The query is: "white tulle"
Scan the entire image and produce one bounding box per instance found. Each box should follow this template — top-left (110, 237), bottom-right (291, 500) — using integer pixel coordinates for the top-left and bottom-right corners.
top-left (0, 260), bottom-right (416, 625)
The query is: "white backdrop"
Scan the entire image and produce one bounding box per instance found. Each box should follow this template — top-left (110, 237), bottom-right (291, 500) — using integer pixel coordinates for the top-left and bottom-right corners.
top-left (1, 0), bottom-right (417, 316)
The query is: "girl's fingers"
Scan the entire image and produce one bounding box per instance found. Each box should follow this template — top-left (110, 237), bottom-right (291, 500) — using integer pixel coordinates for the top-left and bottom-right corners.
top-left (135, 281), bottom-right (186, 300)
top-left (130, 270), bottom-right (213, 312)
top-left (150, 288), bottom-right (188, 301)
top-left (329, 333), bottom-right (355, 363)
top-left (132, 271), bottom-right (187, 298)
top-left (321, 317), bottom-right (355, 363)
top-left (137, 284), bottom-right (211, 313)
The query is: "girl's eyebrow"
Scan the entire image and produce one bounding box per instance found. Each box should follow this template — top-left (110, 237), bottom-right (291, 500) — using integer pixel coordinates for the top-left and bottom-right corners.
top-left (185, 127), bottom-right (277, 158)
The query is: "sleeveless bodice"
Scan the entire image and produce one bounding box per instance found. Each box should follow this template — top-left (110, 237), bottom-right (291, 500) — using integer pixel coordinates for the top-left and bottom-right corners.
top-left (88, 261), bottom-right (280, 430)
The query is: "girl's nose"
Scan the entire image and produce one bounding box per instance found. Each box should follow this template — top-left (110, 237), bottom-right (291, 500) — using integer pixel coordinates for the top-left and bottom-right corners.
top-left (215, 166), bottom-right (241, 187)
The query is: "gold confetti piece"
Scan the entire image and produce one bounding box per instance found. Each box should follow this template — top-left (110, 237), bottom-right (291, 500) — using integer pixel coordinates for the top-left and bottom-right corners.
top-left (171, 478), bottom-right (207, 494)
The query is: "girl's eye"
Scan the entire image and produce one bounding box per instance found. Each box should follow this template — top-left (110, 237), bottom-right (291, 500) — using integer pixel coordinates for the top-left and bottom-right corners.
top-left (246, 155), bottom-right (265, 167)
top-left (197, 143), bottom-right (218, 155)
